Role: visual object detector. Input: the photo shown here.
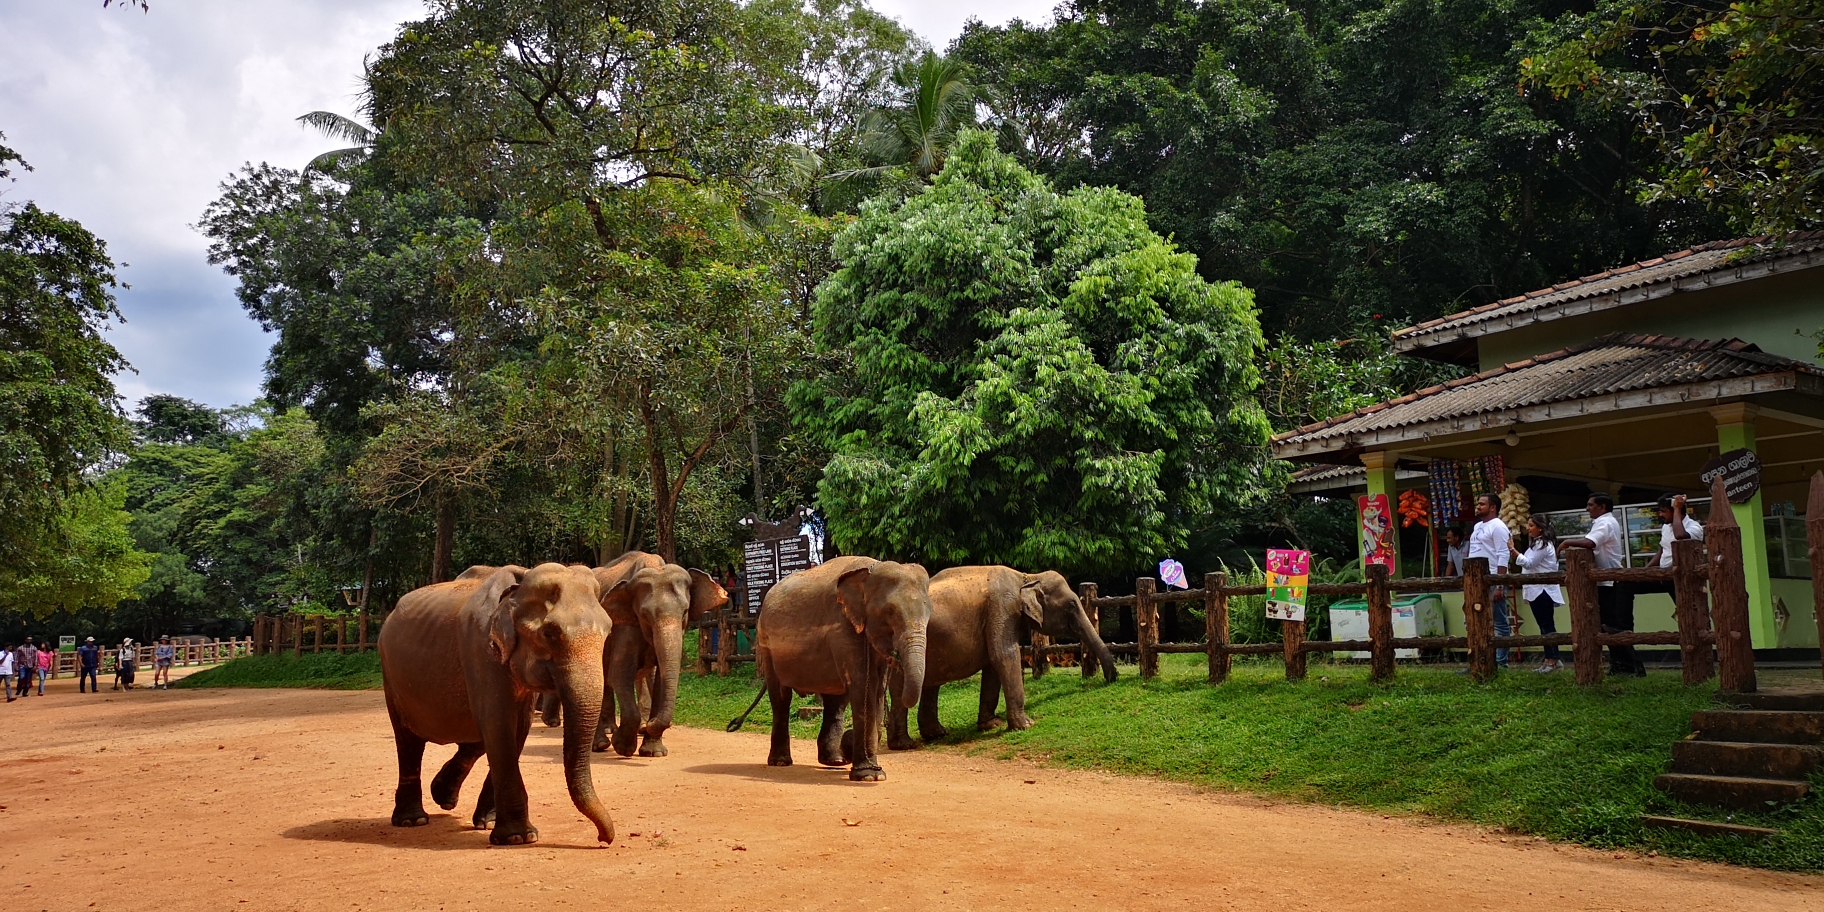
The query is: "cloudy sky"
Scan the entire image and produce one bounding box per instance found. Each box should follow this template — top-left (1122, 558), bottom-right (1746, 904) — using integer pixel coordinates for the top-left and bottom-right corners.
top-left (0, 0), bottom-right (1057, 412)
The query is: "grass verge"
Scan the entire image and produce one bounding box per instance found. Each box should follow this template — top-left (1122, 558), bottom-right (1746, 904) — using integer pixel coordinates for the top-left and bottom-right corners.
top-left (176, 651), bottom-right (383, 690)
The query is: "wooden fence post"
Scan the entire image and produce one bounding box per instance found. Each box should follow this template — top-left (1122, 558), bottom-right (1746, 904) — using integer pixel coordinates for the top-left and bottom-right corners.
top-left (1135, 578), bottom-right (1159, 680)
top-left (1808, 471), bottom-right (1824, 681)
top-left (1564, 547), bottom-right (1602, 686)
top-left (312, 615), bottom-right (324, 654)
top-left (1672, 538), bottom-right (1713, 684)
top-left (1205, 572), bottom-right (1229, 684)
top-left (1030, 629), bottom-right (1050, 677)
top-left (291, 615), bottom-right (303, 658)
top-left (1708, 474), bottom-right (1757, 693)
top-left (1281, 615), bottom-right (1307, 681)
top-left (1367, 563), bottom-right (1394, 682)
top-left (337, 615), bottom-right (348, 654)
top-left (1079, 583), bottom-right (1100, 679)
top-left (1462, 557), bottom-right (1495, 682)
top-left (358, 609), bottom-right (370, 653)
top-left (695, 626), bottom-right (711, 675)
top-left (252, 616), bottom-right (265, 655)
top-left (716, 609), bottom-right (734, 677)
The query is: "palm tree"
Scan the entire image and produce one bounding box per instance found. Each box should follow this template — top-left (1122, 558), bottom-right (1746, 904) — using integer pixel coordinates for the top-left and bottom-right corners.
top-left (296, 111), bottom-right (378, 172)
top-left (833, 53), bottom-right (978, 185)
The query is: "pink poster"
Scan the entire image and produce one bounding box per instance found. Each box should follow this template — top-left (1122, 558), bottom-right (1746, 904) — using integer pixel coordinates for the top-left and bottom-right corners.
top-left (1358, 494), bottom-right (1395, 571)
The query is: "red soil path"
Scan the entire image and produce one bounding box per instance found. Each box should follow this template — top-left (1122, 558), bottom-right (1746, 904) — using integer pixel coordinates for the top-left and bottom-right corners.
top-left (0, 678), bottom-right (1817, 912)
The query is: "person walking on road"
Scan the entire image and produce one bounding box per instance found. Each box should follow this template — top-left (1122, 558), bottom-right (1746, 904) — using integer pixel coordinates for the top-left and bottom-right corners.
top-left (77, 637), bottom-right (101, 693)
top-left (1468, 493), bottom-right (1514, 669)
top-left (1, 644), bottom-right (15, 702)
top-left (1560, 493), bottom-right (1640, 676)
top-left (116, 639), bottom-right (137, 690)
top-left (14, 638), bottom-right (38, 699)
top-left (153, 636), bottom-right (175, 689)
top-left (35, 643), bottom-right (50, 695)
top-left (1512, 514), bottom-right (1565, 673)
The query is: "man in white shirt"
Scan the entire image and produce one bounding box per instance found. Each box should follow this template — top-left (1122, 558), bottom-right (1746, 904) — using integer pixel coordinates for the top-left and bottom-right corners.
top-left (1467, 493), bottom-right (1514, 668)
top-left (1561, 493), bottom-right (1640, 675)
top-left (0, 644), bottom-right (14, 702)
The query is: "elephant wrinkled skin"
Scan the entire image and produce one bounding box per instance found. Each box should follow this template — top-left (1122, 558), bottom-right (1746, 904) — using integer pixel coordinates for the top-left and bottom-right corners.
top-left (887, 567), bottom-right (1116, 750)
top-left (756, 556), bottom-right (932, 781)
top-left (378, 562), bottom-right (615, 846)
top-left (591, 551), bottom-right (728, 757)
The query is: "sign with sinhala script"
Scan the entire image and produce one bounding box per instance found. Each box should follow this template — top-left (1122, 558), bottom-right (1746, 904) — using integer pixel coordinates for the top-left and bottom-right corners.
top-left (1699, 448), bottom-right (1762, 505)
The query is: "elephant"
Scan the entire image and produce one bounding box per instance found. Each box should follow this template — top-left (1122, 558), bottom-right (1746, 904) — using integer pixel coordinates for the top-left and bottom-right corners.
top-left (378, 562), bottom-right (615, 846)
top-left (755, 556), bottom-right (932, 781)
top-left (887, 567), bottom-right (1116, 750)
top-left (591, 551), bottom-right (728, 757)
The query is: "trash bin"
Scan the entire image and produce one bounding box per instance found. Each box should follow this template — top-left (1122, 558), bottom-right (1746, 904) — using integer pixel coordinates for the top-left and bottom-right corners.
top-left (1327, 594), bottom-right (1446, 659)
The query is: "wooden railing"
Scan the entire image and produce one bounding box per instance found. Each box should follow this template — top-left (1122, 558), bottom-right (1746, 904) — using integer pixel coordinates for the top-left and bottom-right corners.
top-left (51, 638), bottom-right (254, 676)
top-left (250, 611), bottom-right (380, 657)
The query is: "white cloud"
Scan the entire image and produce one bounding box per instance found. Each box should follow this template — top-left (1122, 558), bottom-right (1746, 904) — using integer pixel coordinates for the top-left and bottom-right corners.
top-left (0, 0), bottom-right (1054, 412)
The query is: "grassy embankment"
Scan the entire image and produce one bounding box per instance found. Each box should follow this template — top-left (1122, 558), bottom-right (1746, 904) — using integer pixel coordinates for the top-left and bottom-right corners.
top-left (181, 648), bottom-right (1823, 871)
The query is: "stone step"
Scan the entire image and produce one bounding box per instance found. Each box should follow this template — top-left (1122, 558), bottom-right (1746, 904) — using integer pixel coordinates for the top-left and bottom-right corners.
top-left (1720, 687), bottom-right (1824, 712)
top-left (1639, 815), bottom-right (1778, 840)
top-left (1689, 709), bottom-right (1824, 744)
top-left (1654, 773), bottom-right (1810, 810)
top-left (1670, 740), bottom-right (1824, 779)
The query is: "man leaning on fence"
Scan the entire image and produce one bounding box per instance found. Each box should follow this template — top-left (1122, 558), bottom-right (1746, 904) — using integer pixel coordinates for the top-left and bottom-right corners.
top-left (77, 637), bottom-right (101, 693)
top-left (1467, 494), bottom-right (1515, 670)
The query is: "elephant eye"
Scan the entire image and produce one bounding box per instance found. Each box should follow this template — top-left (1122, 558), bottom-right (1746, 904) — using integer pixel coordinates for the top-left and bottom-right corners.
top-left (540, 622), bottom-right (564, 645)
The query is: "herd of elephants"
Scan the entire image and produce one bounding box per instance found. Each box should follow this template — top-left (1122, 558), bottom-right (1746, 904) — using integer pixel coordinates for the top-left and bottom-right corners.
top-left (377, 551), bottom-right (1119, 846)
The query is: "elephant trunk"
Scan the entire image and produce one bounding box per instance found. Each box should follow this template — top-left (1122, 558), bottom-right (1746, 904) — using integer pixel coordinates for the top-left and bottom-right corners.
top-left (1077, 608), bottom-right (1118, 682)
top-left (559, 661), bottom-right (615, 844)
top-left (892, 628), bottom-right (927, 708)
top-left (648, 623), bottom-right (683, 730)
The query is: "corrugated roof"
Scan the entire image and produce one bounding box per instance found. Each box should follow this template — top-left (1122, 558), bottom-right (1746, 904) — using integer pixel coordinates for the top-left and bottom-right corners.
top-left (1272, 334), bottom-right (1824, 458)
top-left (1391, 232), bottom-right (1824, 353)
top-left (1287, 463), bottom-right (1424, 494)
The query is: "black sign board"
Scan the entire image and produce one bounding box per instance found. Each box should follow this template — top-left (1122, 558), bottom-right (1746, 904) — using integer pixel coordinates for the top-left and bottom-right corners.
top-left (742, 535), bottom-right (818, 615)
top-left (1700, 448), bottom-right (1762, 505)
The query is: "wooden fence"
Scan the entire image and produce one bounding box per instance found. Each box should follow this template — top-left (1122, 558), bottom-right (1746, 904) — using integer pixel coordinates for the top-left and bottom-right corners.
top-left (51, 638), bottom-right (254, 677)
top-left (250, 611), bottom-right (380, 657)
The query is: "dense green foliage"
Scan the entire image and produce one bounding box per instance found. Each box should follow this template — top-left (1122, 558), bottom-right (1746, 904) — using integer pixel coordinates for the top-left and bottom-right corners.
top-left (796, 133), bottom-right (1270, 572)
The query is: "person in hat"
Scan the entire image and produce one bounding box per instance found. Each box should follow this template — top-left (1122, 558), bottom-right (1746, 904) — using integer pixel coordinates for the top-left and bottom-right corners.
top-left (115, 639), bottom-right (137, 690)
top-left (77, 637), bottom-right (101, 693)
top-left (153, 635), bottom-right (175, 689)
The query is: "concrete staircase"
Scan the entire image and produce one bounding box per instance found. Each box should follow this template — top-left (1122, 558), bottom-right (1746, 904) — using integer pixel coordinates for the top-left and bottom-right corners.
top-left (1642, 686), bottom-right (1824, 840)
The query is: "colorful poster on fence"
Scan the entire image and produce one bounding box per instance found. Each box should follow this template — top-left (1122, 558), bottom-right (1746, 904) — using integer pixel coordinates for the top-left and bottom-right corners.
top-left (1357, 493), bottom-right (1396, 571)
top-left (1265, 549), bottom-right (1310, 622)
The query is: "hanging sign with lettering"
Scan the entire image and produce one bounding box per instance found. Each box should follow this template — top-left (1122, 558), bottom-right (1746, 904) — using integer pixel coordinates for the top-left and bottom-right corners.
top-left (1699, 448), bottom-right (1762, 505)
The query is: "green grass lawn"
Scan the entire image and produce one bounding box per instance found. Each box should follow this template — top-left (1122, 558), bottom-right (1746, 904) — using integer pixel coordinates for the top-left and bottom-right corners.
top-left (180, 649), bottom-right (1823, 871)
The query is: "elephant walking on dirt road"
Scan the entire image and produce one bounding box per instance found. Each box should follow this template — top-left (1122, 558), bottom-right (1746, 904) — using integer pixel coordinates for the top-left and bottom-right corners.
top-left (756, 556), bottom-right (932, 781)
top-left (887, 567), bottom-right (1116, 750)
top-left (591, 551), bottom-right (728, 758)
top-left (379, 563), bottom-right (616, 846)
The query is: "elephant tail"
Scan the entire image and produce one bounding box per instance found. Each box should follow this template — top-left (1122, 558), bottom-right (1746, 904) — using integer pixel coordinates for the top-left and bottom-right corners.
top-left (726, 686), bottom-right (767, 732)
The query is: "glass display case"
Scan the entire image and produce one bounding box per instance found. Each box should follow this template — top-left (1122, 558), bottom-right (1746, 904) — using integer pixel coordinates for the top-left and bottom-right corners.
top-left (1540, 498), bottom-right (1812, 578)
top-left (1765, 514), bottom-right (1813, 579)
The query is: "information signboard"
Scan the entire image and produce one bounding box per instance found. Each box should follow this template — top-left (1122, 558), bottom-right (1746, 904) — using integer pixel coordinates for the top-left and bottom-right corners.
top-left (743, 535), bottom-right (820, 615)
top-left (1699, 448), bottom-right (1762, 504)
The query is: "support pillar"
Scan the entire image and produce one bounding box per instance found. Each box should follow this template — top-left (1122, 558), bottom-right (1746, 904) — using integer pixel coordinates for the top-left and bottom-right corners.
top-left (1360, 451), bottom-right (1401, 579)
top-left (1711, 403), bottom-right (1776, 649)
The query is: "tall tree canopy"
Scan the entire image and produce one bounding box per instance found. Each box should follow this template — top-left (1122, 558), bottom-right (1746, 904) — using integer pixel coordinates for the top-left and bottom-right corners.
top-left (795, 132), bottom-right (1270, 573)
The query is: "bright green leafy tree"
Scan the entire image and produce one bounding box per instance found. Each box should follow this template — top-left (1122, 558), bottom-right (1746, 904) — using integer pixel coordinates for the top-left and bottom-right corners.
top-left (795, 132), bottom-right (1271, 574)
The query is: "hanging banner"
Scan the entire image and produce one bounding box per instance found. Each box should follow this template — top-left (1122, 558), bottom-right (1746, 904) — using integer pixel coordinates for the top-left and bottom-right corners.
top-left (1357, 493), bottom-right (1396, 570)
top-left (1157, 558), bottom-right (1188, 590)
top-left (1265, 549), bottom-right (1311, 622)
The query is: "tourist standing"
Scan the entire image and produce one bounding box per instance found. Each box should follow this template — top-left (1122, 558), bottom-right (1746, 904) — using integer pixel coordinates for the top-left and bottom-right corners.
top-left (116, 639), bottom-right (137, 690)
top-left (153, 636), bottom-right (175, 689)
top-left (1512, 515), bottom-right (1565, 673)
top-left (35, 643), bottom-right (50, 695)
top-left (77, 637), bottom-right (101, 693)
top-left (1560, 493), bottom-right (1639, 675)
top-left (1443, 526), bottom-right (1467, 576)
top-left (0, 644), bottom-right (14, 702)
top-left (14, 639), bottom-right (38, 699)
top-left (1468, 494), bottom-right (1514, 668)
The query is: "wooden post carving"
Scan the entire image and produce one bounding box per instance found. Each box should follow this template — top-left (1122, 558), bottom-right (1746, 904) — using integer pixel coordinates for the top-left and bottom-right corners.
top-left (1205, 572), bottom-right (1229, 684)
top-left (1809, 471), bottom-right (1824, 682)
top-left (1136, 578), bottom-right (1159, 680)
top-left (1671, 538), bottom-right (1713, 684)
top-left (1079, 583), bottom-right (1100, 680)
top-left (1708, 474), bottom-right (1756, 693)
top-left (1366, 563), bottom-right (1394, 682)
top-left (1565, 547), bottom-right (1601, 686)
top-left (1462, 557), bottom-right (1495, 681)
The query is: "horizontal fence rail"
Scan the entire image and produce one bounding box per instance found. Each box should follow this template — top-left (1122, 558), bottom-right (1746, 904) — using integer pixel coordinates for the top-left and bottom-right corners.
top-left (51, 638), bottom-right (255, 677)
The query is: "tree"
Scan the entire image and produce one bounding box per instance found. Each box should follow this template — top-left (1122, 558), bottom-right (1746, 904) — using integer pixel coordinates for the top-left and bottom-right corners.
top-left (795, 131), bottom-right (1271, 574)
top-left (1523, 0), bottom-right (1824, 233)
top-left (0, 477), bottom-right (149, 620)
top-left (832, 52), bottom-right (979, 186)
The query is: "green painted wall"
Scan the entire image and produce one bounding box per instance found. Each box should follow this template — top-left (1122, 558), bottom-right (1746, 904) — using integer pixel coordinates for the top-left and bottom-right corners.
top-left (1476, 265), bottom-right (1824, 372)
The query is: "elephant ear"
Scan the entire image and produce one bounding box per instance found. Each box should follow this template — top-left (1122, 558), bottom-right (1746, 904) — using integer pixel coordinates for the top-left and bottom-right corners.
top-left (599, 578), bottom-right (638, 624)
top-left (835, 565), bottom-right (873, 635)
top-left (487, 582), bottom-right (522, 665)
top-left (1017, 578), bottom-right (1046, 627)
top-left (686, 568), bottom-right (728, 623)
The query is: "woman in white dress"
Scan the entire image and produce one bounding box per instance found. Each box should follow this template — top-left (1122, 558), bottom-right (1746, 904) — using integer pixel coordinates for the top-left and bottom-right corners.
top-left (1511, 514), bottom-right (1565, 673)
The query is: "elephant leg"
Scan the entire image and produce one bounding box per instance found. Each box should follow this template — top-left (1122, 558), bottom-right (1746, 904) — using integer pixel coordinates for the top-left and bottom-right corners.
top-left (430, 741), bottom-right (485, 810)
top-left (538, 692), bottom-right (562, 728)
top-left (471, 776), bottom-right (496, 830)
top-left (916, 685), bottom-right (947, 741)
top-left (636, 664), bottom-right (669, 757)
top-left (977, 664), bottom-right (1005, 731)
top-left (385, 693), bottom-right (429, 827)
top-left (819, 693), bottom-right (850, 766)
top-left (605, 631), bottom-right (645, 757)
top-left (483, 697), bottom-right (538, 846)
top-left (592, 638), bottom-right (616, 754)
top-left (885, 683), bottom-right (916, 752)
top-left (760, 651), bottom-right (792, 767)
top-left (993, 645), bottom-right (1032, 731)
top-left (848, 672), bottom-right (886, 782)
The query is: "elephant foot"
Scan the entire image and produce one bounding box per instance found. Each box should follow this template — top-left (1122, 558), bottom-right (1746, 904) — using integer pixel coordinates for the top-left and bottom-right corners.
top-left (611, 729), bottom-right (639, 758)
top-left (920, 725), bottom-right (949, 742)
top-left (489, 823), bottom-right (539, 846)
top-left (848, 762), bottom-right (885, 782)
top-left (429, 773), bottom-right (464, 811)
top-left (977, 718), bottom-right (1003, 732)
top-left (885, 733), bottom-right (918, 752)
top-left (767, 753), bottom-right (793, 767)
top-left (839, 729), bottom-right (854, 763)
top-left (591, 735), bottom-right (611, 753)
top-left (391, 804), bottom-right (429, 828)
top-left (817, 748), bottom-right (848, 766)
top-left (472, 808), bottom-right (496, 830)
top-left (1007, 714), bottom-right (1033, 731)
top-left (636, 738), bottom-right (668, 758)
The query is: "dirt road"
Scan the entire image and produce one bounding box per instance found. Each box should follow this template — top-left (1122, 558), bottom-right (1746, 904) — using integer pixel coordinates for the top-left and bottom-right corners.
top-left (0, 678), bottom-right (1816, 912)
